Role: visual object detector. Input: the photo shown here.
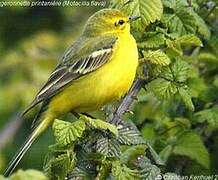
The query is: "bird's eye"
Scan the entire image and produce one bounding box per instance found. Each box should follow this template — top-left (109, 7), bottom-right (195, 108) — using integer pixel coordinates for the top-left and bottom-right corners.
top-left (118, 20), bottom-right (125, 25)
top-left (115, 19), bottom-right (125, 26)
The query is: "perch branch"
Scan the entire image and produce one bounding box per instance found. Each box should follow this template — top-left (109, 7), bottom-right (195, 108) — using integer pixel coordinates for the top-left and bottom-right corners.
top-left (108, 69), bottom-right (148, 125)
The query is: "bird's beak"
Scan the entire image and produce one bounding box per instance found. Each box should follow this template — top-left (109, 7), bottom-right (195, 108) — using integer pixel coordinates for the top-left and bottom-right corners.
top-left (128, 15), bottom-right (141, 22)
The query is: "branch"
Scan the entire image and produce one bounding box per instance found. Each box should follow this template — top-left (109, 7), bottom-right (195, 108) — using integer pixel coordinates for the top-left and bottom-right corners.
top-left (108, 69), bottom-right (148, 125)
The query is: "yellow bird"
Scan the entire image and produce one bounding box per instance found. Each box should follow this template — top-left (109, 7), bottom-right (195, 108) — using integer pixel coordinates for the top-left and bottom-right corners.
top-left (4, 8), bottom-right (139, 176)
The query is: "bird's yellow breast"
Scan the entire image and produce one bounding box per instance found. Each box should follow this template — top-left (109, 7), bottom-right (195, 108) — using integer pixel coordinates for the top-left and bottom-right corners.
top-left (49, 33), bottom-right (138, 115)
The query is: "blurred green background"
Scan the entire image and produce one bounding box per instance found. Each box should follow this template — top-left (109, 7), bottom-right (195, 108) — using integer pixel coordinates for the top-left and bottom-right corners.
top-left (0, 5), bottom-right (104, 173)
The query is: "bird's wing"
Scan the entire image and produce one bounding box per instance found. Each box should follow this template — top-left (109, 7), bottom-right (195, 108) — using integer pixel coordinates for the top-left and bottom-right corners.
top-left (22, 35), bottom-right (118, 116)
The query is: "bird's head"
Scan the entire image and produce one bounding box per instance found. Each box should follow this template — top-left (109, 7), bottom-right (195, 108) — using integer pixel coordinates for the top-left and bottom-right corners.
top-left (83, 9), bottom-right (140, 36)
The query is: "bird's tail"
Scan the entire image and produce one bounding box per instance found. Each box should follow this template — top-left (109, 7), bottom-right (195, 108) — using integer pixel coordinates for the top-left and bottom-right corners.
top-left (3, 114), bottom-right (53, 177)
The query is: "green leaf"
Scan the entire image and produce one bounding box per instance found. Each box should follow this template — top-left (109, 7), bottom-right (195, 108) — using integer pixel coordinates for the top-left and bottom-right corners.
top-left (156, 27), bottom-right (178, 39)
top-left (120, 145), bottom-right (147, 164)
top-left (96, 137), bottom-right (121, 157)
top-left (147, 78), bottom-right (177, 99)
top-left (44, 153), bottom-right (74, 180)
top-left (162, 2), bottom-right (210, 38)
top-left (141, 125), bottom-right (156, 143)
top-left (112, 161), bottom-right (140, 180)
top-left (166, 39), bottom-right (183, 57)
top-left (162, 0), bottom-right (177, 9)
top-left (188, 77), bottom-right (207, 98)
top-left (139, 158), bottom-right (161, 180)
top-left (143, 50), bottom-right (171, 66)
top-left (118, 121), bottom-right (145, 145)
top-left (166, 35), bottom-right (202, 58)
top-left (149, 60), bottom-right (189, 100)
top-left (162, 0), bottom-right (188, 10)
top-left (173, 131), bottom-right (210, 169)
top-left (53, 119), bottom-right (86, 146)
top-left (9, 170), bottom-right (47, 180)
top-left (176, 34), bottom-right (202, 47)
top-left (162, 8), bottom-right (197, 36)
top-left (96, 160), bottom-right (111, 180)
top-left (111, 0), bottom-right (163, 31)
top-left (197, 53), bottom-right (218, 63)
top-left (81, 115), bottom-right (118, 136)
top-left (175, 117), bottom-right (191, 129)
top-left (170, 59), bottom-right (189, 83)
top-left (160, 66), bottom-right (174, 81)
top-left (68, 164), bottom-right (96, 180)
top-left (159, 145), bottom-right (173, 164)
top-left (138, 32), bottom-right (165, 48)
top-left (191, 10), bottom-right (211, 39)
top-left (178, 87), bottom-right (195, 111)
top-left (194, 106), bottom-right (218, 128)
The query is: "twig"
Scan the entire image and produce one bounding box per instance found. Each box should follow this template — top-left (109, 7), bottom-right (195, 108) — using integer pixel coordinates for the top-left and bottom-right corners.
top-left (204, 2), bottom-right (217, 20)
top-left (187, 0), bottom-right (192, 7)
top-left (108, 69), bottom-right (148, 125)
